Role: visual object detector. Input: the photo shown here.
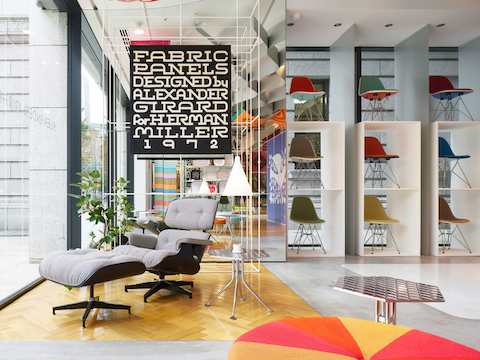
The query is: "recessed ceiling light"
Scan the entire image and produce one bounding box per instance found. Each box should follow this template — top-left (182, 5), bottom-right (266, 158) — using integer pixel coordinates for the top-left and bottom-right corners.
top-left (436, 23), bottom-right (446, 28)
top-left (133, 21), bottom-right (145, 35)
top-left (334, 23), bottom-right (342, 27)
top-left (384, 23), bottom-right (393, 28)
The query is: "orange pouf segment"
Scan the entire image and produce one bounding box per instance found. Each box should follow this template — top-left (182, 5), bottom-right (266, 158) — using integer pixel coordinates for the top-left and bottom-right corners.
top-left (229, 317), bottom-right (480, 360)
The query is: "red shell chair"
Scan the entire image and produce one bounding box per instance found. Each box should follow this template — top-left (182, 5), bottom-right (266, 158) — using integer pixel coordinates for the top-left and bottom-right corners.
top-left (429, 76), bottom-right (474, 121)
top-left (364, 136), bottom-right (400, 188)
top-left (289, 77), bottom-right (326, 120)
top-left (365, 136), bottom-right (399, 160)
top-left (289, 76), bottom-right (325, 101)
top-left (290, 76), bottom-right (316, 93)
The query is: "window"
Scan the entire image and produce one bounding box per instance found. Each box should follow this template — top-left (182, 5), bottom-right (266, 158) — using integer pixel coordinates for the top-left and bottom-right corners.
top-left (0, 3), bottom-right (68, 301)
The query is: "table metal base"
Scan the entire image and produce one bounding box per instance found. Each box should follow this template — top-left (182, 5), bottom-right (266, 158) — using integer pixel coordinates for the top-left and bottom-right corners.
top-left (205, 257), bottom-right (272, 320)
top-left (375, 300), bottom-right (397, 324)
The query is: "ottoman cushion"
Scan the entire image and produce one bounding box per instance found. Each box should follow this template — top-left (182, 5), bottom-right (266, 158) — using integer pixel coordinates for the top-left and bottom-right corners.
top-left (39, 249), bottom-right (146, 288)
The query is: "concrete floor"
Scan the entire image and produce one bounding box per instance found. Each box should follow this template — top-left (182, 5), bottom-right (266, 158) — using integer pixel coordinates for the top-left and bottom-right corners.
top-left (266, 257), bottom-right (480, 350)
top-left (0, 341), bottom-right (233, 360)
top-left (1, 256), bottom-right (479, 359)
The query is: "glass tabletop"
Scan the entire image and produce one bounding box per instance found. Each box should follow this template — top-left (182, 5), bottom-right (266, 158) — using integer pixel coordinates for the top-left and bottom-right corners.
top-left (334, 276), bottom-right (445, 303)
top-left (207, 248), bottom-right (269, 261)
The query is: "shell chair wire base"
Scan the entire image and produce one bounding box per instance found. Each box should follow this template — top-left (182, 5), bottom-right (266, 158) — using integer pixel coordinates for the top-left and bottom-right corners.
top-left (363, 223), bottom-right (400, 255)
top-left (363, 99), bottom-right (391, 121)
top-left (292, 223), bottom-right (327, 254)
top-left (431, 96), bottom-right (475, 122)
top-left (290, 161), bottom-right (324, 189)
top-left (439, 225), bottom-right (472, 254)
top-left (365, 160), bottom-right (400, 188)
top-left (295, 97), bottom-right (325, 121)
top-left (439, 158), bottom-right (472, 189)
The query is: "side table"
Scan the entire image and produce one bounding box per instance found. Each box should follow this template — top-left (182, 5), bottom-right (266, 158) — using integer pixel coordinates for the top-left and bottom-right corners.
top-left (204, 248), bottom-right (272, 320)
top-left (334, 276), bottom-right (445, 324)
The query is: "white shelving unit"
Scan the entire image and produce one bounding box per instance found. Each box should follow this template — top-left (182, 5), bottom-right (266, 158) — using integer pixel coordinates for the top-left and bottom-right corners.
top-left (287, 121), bottom-right (345, 257)
top-left (355, 121), bottom-right (421, 256)
top-left (430, 121), bottom-right (480, 256)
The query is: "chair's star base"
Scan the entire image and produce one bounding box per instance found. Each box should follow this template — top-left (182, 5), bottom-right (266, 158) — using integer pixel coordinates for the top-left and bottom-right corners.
top-left (125, 279), bottom-right (194, 302)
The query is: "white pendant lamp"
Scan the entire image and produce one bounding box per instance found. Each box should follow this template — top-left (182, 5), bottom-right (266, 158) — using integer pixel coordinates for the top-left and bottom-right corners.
top-left (197, 179), bottom-right (211, 195)
top-left (223, 156), bottom-right (252, 196)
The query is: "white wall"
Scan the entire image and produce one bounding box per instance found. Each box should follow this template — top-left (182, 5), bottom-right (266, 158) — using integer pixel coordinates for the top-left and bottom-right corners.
top-left (459, 36), bottom-right (480, 121)
top-left (134, 157), bottom-right (149, 216)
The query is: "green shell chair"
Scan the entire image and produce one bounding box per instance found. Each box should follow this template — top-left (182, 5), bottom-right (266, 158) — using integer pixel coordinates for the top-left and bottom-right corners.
top-left (290, 196), bottom-right (326, 254)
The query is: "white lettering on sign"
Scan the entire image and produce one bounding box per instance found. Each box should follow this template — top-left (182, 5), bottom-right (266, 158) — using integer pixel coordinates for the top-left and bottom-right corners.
top-left (130, 45), bottom-right (232, 155)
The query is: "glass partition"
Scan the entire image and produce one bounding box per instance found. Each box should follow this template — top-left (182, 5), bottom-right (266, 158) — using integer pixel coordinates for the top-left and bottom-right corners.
top-left (81, 0), bottom-right (287, 262)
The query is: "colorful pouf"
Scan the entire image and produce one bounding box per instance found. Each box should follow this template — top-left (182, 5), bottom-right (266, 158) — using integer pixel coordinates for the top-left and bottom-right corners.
top-left (229, 317), bottom-right (480, 360)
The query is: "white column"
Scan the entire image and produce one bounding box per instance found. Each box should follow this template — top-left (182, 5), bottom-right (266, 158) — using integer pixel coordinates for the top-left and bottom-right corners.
top-left (28, 6), bottom-right (68, 261)
top-left (459, 36), bottom-right (480, 121)
top-left (395, 26), bottom-right (431, 254)
top-left (394, 26), bottom-right (431, 121)
top-left (330, 25), bottom-right (357, 255)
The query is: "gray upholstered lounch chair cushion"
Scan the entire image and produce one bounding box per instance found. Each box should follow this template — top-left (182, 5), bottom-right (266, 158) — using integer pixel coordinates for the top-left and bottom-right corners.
top-left (164, 198), bottom-right (218, 230)
top-left (111, 198), bottom-right (216, 269)
top-left (113, 229), bottom-right (211, 268)
top-left (39, 249), bottom-right (145, 288)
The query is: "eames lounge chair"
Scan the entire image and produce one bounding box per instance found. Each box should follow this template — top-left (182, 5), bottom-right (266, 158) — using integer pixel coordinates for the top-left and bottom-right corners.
top-left (438, 137), bottom-right (472, 189)
top-left (38, 198), bottom-right (217, 326)
top-left (117, 198), bottom-right (218, 302)
top-left (363, 195), bottom-right (400, 254)
top-left (290, 196), bottom-right (326, 254)
top-left (438, 196), bottom-right (472, 253)
top-left (364, 136), bottom-right (400, 188)
top-left (429, 76), bottom-right (474, 121)
top-left (359, 76), bottom-right (399, 121)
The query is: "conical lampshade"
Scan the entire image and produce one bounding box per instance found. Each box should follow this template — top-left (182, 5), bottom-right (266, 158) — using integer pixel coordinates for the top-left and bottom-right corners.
top-left (198, 179), bottom-right (211, 195)
top-left (223, 156), bottom-right (252, 196)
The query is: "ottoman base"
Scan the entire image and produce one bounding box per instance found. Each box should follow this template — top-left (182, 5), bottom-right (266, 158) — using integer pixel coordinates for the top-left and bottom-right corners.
top-left (53, 284), bottom-right (131, 328)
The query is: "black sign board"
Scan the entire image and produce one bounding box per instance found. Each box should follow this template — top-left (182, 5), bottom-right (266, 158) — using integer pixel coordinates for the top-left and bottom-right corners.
top-left (130, 45), bottom-right (232, 156)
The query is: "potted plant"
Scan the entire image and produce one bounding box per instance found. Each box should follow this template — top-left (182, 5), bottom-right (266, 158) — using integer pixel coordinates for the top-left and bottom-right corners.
top-left (72, 170), bottom-right (134, 250)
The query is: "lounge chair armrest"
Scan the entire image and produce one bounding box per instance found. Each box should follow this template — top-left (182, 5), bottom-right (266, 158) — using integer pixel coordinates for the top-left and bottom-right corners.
top-left (136, 219), bottom-right (170, 235)
top-left (127, 233), bottom-right (158, 249)
top-left (177, 236), bottom-right (213, 247)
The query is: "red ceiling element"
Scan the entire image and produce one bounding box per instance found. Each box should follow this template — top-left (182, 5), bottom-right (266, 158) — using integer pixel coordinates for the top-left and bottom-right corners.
top-left (118, 0), bottom-right (159, 3)
top-left (130, 40), bottom-right (171, 46)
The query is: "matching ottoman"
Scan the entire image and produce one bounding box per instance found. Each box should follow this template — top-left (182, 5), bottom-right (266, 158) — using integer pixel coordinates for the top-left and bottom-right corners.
top-left (229, 317), bottom-right (480, 359)
top-left (39, 249), bottom-right (146, 327)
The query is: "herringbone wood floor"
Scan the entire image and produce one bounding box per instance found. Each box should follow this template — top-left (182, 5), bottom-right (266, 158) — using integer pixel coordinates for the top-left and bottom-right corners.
top-left (0, 263), bottom-right (318, 340)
